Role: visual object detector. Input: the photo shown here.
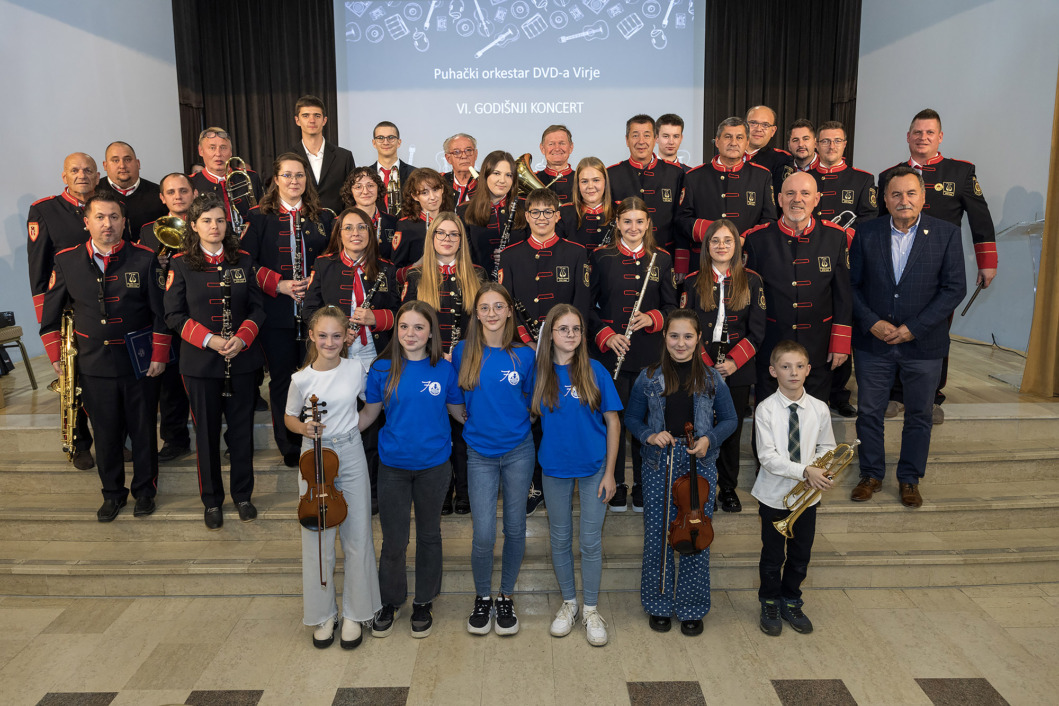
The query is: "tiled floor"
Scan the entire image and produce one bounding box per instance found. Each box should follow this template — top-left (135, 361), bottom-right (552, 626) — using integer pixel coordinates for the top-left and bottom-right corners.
top-left (5, 584), bottom-right (1057, 705)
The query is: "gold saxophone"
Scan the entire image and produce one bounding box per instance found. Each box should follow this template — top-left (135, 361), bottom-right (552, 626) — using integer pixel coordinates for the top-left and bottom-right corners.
top-left (47, 311), bottom-right (80, 460)
top-left (773, 440), bottom-right (860, 538)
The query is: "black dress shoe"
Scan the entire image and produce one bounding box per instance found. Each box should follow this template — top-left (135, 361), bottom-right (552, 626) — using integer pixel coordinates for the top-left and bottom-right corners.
top-left (72, 450), bottom-right (95, 471)
top-left (440, 495), bottom-right (454, 516)
top-left (371, 497), bottom-right (379, 516)
top-left (719, 487), bottom-right (742, 513)
top-left (454, 497), bottom-right (471, 515)
top-left (204, 506), bottom-right (223, 530)
top-left (97, 497), bottom-right (126, 522)
top-left (133, 496), bottom-right (156, 517)
top-left (157, 443), bottom-right (191, 463)
top-left (681, 619), bottom-right (703, 636)
top-left (648, 614), bottom-right (672, 632)
top-left (254, 395), bottom-right (269, 412)
top-left (123, 447), bottom-right (133, 462)
top-left (237, 500), bottom-right (258, 522)
top-left (283, 450), bottom-right (301, 468)
top-left (832, 402), bottom-right (857, 418)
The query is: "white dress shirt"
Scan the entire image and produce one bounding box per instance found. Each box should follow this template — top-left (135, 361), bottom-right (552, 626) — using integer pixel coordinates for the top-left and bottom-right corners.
top-left (302, 139), bottom-right (325, 183)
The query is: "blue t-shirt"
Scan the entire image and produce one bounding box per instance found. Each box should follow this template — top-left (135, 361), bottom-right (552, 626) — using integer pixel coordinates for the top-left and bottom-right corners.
top-left (452, 341), bottom-right (535, 457)
top-left (366, 356), bottom-right (462, 470)
top-left (538, 358), bottom-right (623, 478)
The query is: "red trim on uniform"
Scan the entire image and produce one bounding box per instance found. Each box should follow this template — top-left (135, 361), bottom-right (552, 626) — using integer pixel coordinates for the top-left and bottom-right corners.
top-left (728, 338), bottom-right (756, 369)
top-left (236, 319), bottom-right (259, 348)
top-left (181, 319), bottom-right (211, 349)
top-left (396, 265), bottom-right (412, 285)
top-left (692, 218), bottom-right (713, 243)
top-left (645, 309), bottom-right (663, 333)
top-left (256, 266), bottom-right (282, 297)
top-left (617, 241), bottom-right (645, 258)
top-left (814, 159), bottom-right (848, 175)
top-left (60, 189), bottom-right (83, 208)
top-left (373, 308), bottom-right (394, 331)
top-left (909, 153), bottom-right (944, 168)
top-left (701, 348), bottom-right (715, 367)
top-left (712, 155), bottom-right (745, 173)
top-left (674, 248), bottom-right (690, 275)
top-left (151, 333), bottom-right (172, 363)
top-left (796, 154), bottom-right (820, 172)
top-left (595, 327), bottom-right (617, 353)
top-left (974, 243), bottom-right (998, 269)
top-left (543, 165), bottom-right (573, 177)
top-left (41, 330), bottom-right (62, 364)
top-left (829, 323), bottom-right (852, 356)
top-left (777, 217), bottom-right (816, 238)
top-left (517, 325), bottom-right (532, 344)
top-left (528, 234), bottom-right (559, 250)
top-left (33, 293), bottom-right (45, 323)
top-left (628, 156), bottom-right (658, 170)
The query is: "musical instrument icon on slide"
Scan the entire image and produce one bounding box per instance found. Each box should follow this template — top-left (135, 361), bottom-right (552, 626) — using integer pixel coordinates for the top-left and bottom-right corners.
top-left (472, 0), bottom-right (494, 36)
top-left (424, 0), bottom-right (439, 29)
top-left (475, 24), bottom-right (519, 58)
top-left (662, 0), bottom-right (677, 27)
top-left (559, 20), bottom-right (608, 42)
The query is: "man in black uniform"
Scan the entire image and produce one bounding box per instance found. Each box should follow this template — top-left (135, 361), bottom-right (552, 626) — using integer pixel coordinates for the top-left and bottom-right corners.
top-left (787, 120), bottom-right (820, 173)
top-left (608, 115), bottom-right (684, 265)
top-left (27, 152), bottom-right (99, 470)
top-left (40, 193), bottom-right (168, 521)
top-left (743, 172), bottom-right (852, 401)
top-left (94, 141), bottom-right (166, 236)
top-left (676, 117), bottom-right (776, 274)
top-left (369, 121), bottom-right (416, 214)
top-left (288, 95), bottom-right (356, 214)
top-left (657, 113), bottom-right (692, 173)
top-left (442, 133), bottom-right (479, 206)
top-left (746, 105), bottom-right (796, 202)
top-left (190, 127), bottom-right (264, 233)
top-left (878, 109), bottom-right (998, 421)
top-left (536, 124), bottom-right (575, 203)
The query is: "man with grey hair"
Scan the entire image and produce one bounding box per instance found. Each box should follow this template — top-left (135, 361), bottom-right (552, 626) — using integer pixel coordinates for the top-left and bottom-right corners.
top-left (442, 133), bottom-right (478, 205)
top-left (746, 105), bottom-right (796, 200)
top-left (676, 117), bottom-right (775, 272)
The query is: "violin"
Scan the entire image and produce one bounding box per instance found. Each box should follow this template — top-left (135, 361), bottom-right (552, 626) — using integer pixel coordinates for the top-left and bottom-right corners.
top-left (667, 422), bottom-right (714, 555)
top-left (297, 394), bottom-right (348, 586)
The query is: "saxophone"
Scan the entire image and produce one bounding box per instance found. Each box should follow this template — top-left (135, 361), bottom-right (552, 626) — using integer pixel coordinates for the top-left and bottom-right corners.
top-left (386, 167), bottom-right (403, 217)
top-left (48, 311), bottom-right (80, 460)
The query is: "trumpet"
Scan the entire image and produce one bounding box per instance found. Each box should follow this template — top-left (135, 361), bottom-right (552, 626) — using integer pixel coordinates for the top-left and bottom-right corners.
top-left (47, 311), bottom-right (80, 460)
top-left (224, 156), bottom-right (257, 233)
top-left (773, 440), bottom-right (860, 538)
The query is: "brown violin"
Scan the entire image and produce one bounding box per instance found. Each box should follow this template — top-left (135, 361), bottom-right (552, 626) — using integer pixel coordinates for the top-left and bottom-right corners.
top-left (667, 421), bottom-right (714, 555)
top-left (297, 394), bottom-right (347, 586)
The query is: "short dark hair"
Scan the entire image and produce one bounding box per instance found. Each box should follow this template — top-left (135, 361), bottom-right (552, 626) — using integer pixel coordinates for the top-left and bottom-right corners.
top-left (788, 119), bottom-right (815, 139)
top-left (882, 164), bottom-right (925, 192)
top-left (657, 113), bottom-right (684, 130)
top-left (625, 114), bottom-right (656, 136)
top-left (85, 191), bottom-right (125, 217)
top-left (374, 120), bottom-right (400, 139)
top-left (817, 120), bottom-right (845, 135)
top-left (770, 339), bottom-right (809, 366)
top-left (295, 95), bottom-right (326, 115)
top-left (159, 172), bottom-right (194, 193)
top-left (715, 117), bottom-right (748, 139)
top-left (105, 141), bottom-right (135, 158)
top-left (910, 108), bottom-right (942, 132)
top-left (525, 187), bottom-right (560, 211)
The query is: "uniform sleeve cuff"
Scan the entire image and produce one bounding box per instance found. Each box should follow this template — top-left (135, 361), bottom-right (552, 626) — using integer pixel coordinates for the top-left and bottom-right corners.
top-left (829, 324), bottom-right (852, 356)
top-left (181, 319), bottom-right (212, 349)
top-left (674, 249), bottom-right (690, 275)
top-left (645, 310), bottom-right (664, 333)
top-left (372, 308), bottom-right (394, 331)
top-left (700, 348), bottom-right (714, 367)
top-left (236, 320), bottom-right (260, 348)
top-left (692, 218), bottom-right (712, 243)
top-left (33, 293), bottom-right (44, 324)
top-left (595, 327), bottom-right (617, 352)
top-left (974, 243), bottom-right (998, 269)
top-left (728, 338), bottom-right (755, 368)
top-left (41, 330), bottom-right (61, 364)
top-left (151, 333), bottom-right (172, 363)
top-left (517, 325), bottom-right (532, 344)
top-left (256, 267), bottom-right (282, 297)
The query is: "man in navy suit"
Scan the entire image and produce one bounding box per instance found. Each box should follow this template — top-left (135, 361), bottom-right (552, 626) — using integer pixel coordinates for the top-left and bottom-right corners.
top-left (849, 165), bottom-right (966, 508)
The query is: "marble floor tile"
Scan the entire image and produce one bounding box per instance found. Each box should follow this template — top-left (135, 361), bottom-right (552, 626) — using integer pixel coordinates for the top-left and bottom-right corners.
top-left (123, 642), bottom-right (223, 691)
top-left (34, 693), bottom-right (117, 706)
top-left (0, 638), bottom-right (30, 669)
top-left (42, 598), bottom-right (134, 635)
top-left (185, 689), bottom-right (263, 706)
top-left (772, 679), bottom-right (856, 706)
top-left (0, 634), bottom-right (101, 704)
top-left (194, 619), bottom-right (300, 691)
top-left (331, 687), bottom-right (409, 706)
top-left (0, 606), bottom-right (68, 639)
top-left (52, 620), bottom-right (167, 693)
top-left (627, 680), bottom-right (705, 706)
top-left (106, 689), bottom-right (190, 706)
top-left (915, 677), bottom-right (1010, 706)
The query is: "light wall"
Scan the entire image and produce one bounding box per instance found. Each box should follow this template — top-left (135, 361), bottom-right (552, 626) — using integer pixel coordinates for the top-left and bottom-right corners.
top-left (0, 0), bottom-right (182, 356)
top-left (855, 0), bottom-right (1059, 351)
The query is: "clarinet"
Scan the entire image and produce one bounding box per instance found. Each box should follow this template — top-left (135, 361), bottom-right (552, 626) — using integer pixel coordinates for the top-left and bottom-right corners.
top-left (597, 222), bottom-right (615, 249)
top-left (350, 270), bottom-right (387, 340)
top-left (491, 199), bottom-right (518, 282)
top-left (613, 252), bottom-right (657, 380)
top-left (512, 297), bottom-right (540, 342)
top-left (293, 213), bottom-right (305, 342)
top-left (221, 269), bottom-right (234, 398)
top-left (715, 316), bottom-right (730, 365)
top-left (449, 277), bottom-right (463, 354)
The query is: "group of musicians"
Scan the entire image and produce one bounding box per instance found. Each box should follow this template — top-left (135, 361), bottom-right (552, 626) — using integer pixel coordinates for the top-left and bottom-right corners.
top-left (29, 97), bottom-right (992, 640)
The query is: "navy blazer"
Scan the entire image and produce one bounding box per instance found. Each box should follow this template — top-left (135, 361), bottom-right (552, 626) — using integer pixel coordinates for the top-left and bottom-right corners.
top-left (850, 214), bottom-right (966, 359)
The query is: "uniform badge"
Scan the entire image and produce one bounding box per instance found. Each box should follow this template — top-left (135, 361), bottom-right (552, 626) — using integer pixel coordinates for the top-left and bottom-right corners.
top-left (231, 268), bottom-right (246, 283)
top-left (166, 269), bottom-right (175, 291)
top-left (758, 288), bottom-right (766, 309)
top-left (28, 222), bottom-right (39, 242)
top-left (379, 277), bottom-right (389, 292)
top-left (680, 292), bottom-right (687, 307)
top-left (746, 191), bottom-right (757, 207)
top-left (48, 270), bottom-right (56, 290)
top-left (401, 281), bottom-right (409, 299)
top-left (841, 190), bottom-right (854, 204)
top-left (818, 256), bottom-right (832, 273)
top-left (422, 381), bottom-right (441, 396)
top-left (943, 181), bottom-right (955, 196)
top-left (782, 166), bottom-right (794, 182)
top-left (662, 188), bottom-right (673, 203)
top-left (125, 272), bottom-right (141, 288)
top-left (391, 231), bottom-right (402, 251)
top-left (583, 263), bottom-right (591, 287)
top-left (497, 269), bottom-right (504, 285)
top-left (679, 187), bottom-right (686, 205)
top-left (556, 265), bottom-right (570, 283)
top-left (934, 183), bottom-right (944, 192)
top-left (383, 228), bottom-right (395, 243)
top-left (972, 175), bottom-right (983, 197)
top-left (157, 271), bottom-right (166, 289)
top-left (649, 266), bottom-right (659, 282)
top-left (868, 187), bottom-right (877, 209)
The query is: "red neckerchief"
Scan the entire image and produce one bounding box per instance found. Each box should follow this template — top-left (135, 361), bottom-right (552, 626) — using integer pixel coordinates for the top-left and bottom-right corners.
top-left (379, 166), bottom-right (392, 188)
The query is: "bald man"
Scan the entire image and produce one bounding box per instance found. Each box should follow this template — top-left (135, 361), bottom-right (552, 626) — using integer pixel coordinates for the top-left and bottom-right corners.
top-left (95, 141), bottom-right (166, 236)
top-left (743, 172), bottom-right (852, 401)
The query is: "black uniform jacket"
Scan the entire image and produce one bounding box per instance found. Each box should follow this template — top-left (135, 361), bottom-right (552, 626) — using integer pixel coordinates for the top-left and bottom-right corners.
top-left (536, 165), bottom-right (575, 204)
top-left (556, 203), bottom-right (615, 255)
top-left (95, 178), bottom-right (167, 238)
top-left (400, 264), bottom-right (486, 354)
top-left (811, 160), bottom-right (878, 228)
top-left (681, 267), bottom-right (767, 387)
top-left (390, 214), bottom-right (430, 269)
top-left (457, 198), bottom-right (528, 273)
top-left (191, 168), bottom-right (264, 228)
top-left (28, 191), bottom-right (95, 322)
top-left (304, 252), bottom-right (399, 352)
top-left (498, 234), bottom-right (590, 344)
top-left (747, 146), bottom-right (796, 204)
top-left (607, 156), bottom-right (684, 253)
top-left (442, 171), bottom-right (478, 207)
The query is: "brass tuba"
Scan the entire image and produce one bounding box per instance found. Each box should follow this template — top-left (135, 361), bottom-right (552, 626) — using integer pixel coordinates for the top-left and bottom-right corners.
top-left (515, 153), bottom-right (549, 193)
top-left (224, 156), bottom-right (257, 232)
top-left (47, 312), bottom-right (81, 460)
top-left (773, 440), bottom-right (860, 538)
top-left (153, 216), bottom-right (185, 257)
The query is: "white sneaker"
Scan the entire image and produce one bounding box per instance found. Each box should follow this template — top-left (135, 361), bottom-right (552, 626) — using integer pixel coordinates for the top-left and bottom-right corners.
top-left (583, 607), bottom-right (608, 646)
top-left (340, 617), bottom-right (362, 650)
top-left (550, 600), bottom-right (579, 637)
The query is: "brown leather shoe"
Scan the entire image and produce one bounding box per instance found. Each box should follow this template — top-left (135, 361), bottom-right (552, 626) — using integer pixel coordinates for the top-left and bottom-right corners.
top-left (899, 483), bottom-right (923, 508)
top-left (850, 477), bottom-right (882, 502)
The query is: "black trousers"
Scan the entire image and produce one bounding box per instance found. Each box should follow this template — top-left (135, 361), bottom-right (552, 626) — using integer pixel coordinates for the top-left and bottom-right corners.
top-left (757, 502), bottom-right (817, 602)
top-left (260, 326), bottom-right (306, 456)
top-left (613, 368), bottom-right (643, 488)
top-left (158, 357), bottom-right (190, 446)
top-left (447, 416), bottom-right (469, 501)
top-left (184, 372), bottom-right (256, 508)
top-left (829, 355), bottom-right (852, 407)
top-left (717, 384), bottom-right (750, 490)
top-left (80, 372), bottom-right (159, 501)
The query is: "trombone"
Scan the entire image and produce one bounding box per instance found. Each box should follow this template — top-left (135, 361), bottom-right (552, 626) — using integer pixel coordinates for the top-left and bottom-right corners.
top-left (773, 440), bottom-right (860, 538)
top-left (224, 156), bottom-right (257, 232)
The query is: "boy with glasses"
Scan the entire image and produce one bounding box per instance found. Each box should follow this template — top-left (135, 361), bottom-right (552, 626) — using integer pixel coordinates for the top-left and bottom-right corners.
top-left (369, 121), bottom-right (415, 212)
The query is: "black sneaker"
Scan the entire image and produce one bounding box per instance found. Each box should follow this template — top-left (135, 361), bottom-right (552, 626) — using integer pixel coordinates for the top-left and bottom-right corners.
top-left (526, 485), bottom-right (545, 515)
top-left (780, 599), bottom-right (814, 634)
top-left (410, 602), bottom-right (433, 638)
top-left (760, 599), bottom-right (782, 636)
top-left (494, 595), bottom-right (519, 636)
top-left (441, 494), bottom-right (454, 516)
top-left (467, 596), bottom-right (493, 635)
top-left (372, 604), bottom-right (399, 637)
top-left (719, 487), bottom-right (742, 513)
top-left (608, 484), bottom-right (628, 512)
top-left (157, 443), bottom-right (190, 463)
top-left (631, 484), bottom-right (644, 512)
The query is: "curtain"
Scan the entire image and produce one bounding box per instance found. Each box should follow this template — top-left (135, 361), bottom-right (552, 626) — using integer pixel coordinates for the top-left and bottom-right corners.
top-left (701, 0), bottom-right (862, 164)
top-left (1020, 64), bottom-right (1059, 397)
top-left (171, 0), bottom-right (338, 176)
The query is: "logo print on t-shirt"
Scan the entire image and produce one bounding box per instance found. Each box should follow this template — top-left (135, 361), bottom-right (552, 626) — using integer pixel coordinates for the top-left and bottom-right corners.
top-left (422, 381), bottom-right (442, 396)
top-left (501, 369), bottom-right (520, 385)
top-left (564, 385), bottom-right (580, 400)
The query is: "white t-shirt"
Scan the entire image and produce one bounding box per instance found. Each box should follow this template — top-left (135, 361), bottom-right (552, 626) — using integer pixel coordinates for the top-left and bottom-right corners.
top-left (285, 357), bottom-right (367, 437)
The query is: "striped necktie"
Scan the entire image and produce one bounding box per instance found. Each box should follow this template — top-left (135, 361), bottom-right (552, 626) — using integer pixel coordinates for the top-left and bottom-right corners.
top-left (788, 403), bottom-right (801, 463)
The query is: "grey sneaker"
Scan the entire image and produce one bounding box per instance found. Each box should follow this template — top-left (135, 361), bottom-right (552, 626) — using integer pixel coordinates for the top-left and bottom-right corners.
top-left (760, 599), bottom-right (782, 636)
top-left (410, 602), bottom-right (433, 638)
top-left (780, 599), bottom-right (814, 634)
top-left (371, 604), bottom-right (399, 637)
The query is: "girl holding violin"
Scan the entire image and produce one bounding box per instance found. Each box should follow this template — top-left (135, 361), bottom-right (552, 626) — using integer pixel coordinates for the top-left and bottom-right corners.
top-left (390, 168), bottom-right (454, 269)
top-left (681, 219), bottom-right (766, 513)
top-left (359, 301), bottom-right (465, 639)
top-left (532, 304), bottom-right (622, 646)
top-left (284, 306), bottom-right (381, 650)
top-left (456, 150), bottom-right (527, 272)
top-left (625, 309), bottom-right (738, 636)
top-left (341, 167), bottom-right (398, 259)
top-left (556, 156), bottom-right (617, 253)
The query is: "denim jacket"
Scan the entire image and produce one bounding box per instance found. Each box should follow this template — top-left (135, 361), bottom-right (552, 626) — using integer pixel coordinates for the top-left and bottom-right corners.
top-left (625, 366), bottom-right (739, 471)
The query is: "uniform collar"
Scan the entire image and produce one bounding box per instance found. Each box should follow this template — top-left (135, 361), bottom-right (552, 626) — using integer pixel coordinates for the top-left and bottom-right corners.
top-left (438, 259), bottom-right (456, 275)
top-left (711, 266), bottom-right (731, 282)
top-left (713, 155), bottom-right (745, 173)
top-left (340, 251), bottom-right (363, 268)
top-left (778, 216), bottom-right (816, 238)
top-left (628, 155), bottom-right (658, 170)
top-left (543, 165), bottom-right (572, 176)
top-left (582, 203), bottom-right (604, 215)
top-left (108, 177), bottom-right (141, 196)
top-left (61, 189), bottom-right (85, 208)
top-left (88, 239), bottom-right (125, 260)
top-left (909, 153), bottom-right (944, 168)
top-left (617, 240), bottom-right (645, 258)
top-left (529, 233), bottom-right (559, 250)
top-left (201, 244), bottom-right (225, 264)
top-left (279, 199), bottom-right (302, 215)
top-left (202, 168), bottom-right (225, 184)
top-left (815, 159), bottom-right (848, 174)
top-left (795, 154), bottom-right (820, 172)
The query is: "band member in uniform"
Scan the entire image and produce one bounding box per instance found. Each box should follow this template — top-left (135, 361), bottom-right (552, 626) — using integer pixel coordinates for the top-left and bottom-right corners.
top-left (289, 95), bottom-right (356, 214)
top-left (608, 115), bottom-right (684, 259)
top-left (625, 310), bottom-right (737, 636)
top-left (164, 193), bottom-right (265, 530)
top-left (590, 197), bottom-right (677, 512)
top-left (556, 156), bottom-right (616, 254)
top-left (657, 114), bottom-right (692, 173)
top-left (341, 167), bottom-right (398, 259)
top-left (95, 141), bottom-right (166, 236)
top-left (190, 127), bottom-right (264, 232)
top-left (745, 105), bottom-right (796, 202)
top-left (743, 172), bottom-right (852, 402)
top-left (40, 193), bottom-right (168, 521)
top-left (787, 120), bottom-right (820, 173)
top-left (27, 152), bottom-right (99, 469)
top-left (369, 122), bottom-right (416, 203)
top-left (676, 117), bottom-right (776, 275)
top-left (536, 125), bottom-right (575, 203)
top-left (401, 214), bottom-right (485, 514)
top-left (390, 168), bottom-right (454, 269)
top-left (442, 133), bottom-right (479, 206)
top-left (457, 150), bottom-right (527, 272)
top-left (681, 220), bottom-right (766, 512)
top-left (242, 153), bottom-right (335, 467)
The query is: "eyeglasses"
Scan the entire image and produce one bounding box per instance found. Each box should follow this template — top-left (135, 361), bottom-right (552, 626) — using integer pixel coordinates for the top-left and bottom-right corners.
top-left (278, 172), bottom-right (306, 181)
top-left (553, 325), bottom-right (582, 336)
top-left (747, 120), bottom-right (774, 129)
top-left (341, 224), bottom-right (370, 233)
top-left (817, 138), bottom-right (846, 146)
top-left (198, 129), bottom-right (231, 142)
top-left (528, 209), bottom-right (556, 219)
top-left (373, 135), bottom-right (399, 143)
top-left (434, 231), bottom-right (460, 241)
top-left (447, 149), bottom-right (476, 158)
top-left (477, 302), bottom-right (508, 314)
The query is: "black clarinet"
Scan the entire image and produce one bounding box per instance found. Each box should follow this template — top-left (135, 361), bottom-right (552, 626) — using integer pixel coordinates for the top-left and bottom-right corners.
top-left (350, 271), bottom-right (387, 340)
top-left (221, 269), bottom-right (234, 398)
top-left (597, 222), bottom-right (615, 249)
top-left (512, 297), bottom-right (540, 342)
top-left (293, 213), bottom-right (305, 342)
top-left (449, 277), bottom-right (463, 354)
top-left (492, 200), bottom-right (518, 282)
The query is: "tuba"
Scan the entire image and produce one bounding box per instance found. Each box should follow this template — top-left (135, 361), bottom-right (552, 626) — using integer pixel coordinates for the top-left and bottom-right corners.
top-left (47, 312), bottom-right (80, 460)
top-left (773, 440), bottom-right (860, 538)
top-left (153, 216), bottom-right (185, 257)
top-left (224, 156), bottom-right (257, 232)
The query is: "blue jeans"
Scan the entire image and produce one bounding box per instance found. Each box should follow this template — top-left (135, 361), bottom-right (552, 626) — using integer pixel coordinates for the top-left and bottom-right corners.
top-left (466, 433), bottom-right (535, 597)
top-left (542, 463), bottom-right (609, 607)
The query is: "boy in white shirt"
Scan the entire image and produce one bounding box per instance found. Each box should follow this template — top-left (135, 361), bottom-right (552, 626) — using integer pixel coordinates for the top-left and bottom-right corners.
top-left (752, 340), bottom-right (836, 636)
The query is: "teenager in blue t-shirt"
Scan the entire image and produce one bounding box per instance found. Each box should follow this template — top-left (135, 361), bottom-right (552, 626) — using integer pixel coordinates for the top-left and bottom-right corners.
top-left (359, 301), bottom-right (465, 639)
top-left (532, 303), bottom-right (622, 647)
top-left (452, 283), bottom-right (536, 637)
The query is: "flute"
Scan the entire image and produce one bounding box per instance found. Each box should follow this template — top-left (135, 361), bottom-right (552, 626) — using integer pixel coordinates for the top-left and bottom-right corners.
top-left (613, 252), bottom-right (657, 379)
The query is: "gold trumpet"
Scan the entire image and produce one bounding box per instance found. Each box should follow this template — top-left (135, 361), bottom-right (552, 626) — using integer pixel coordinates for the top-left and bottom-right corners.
top-left (773, 440), bottom-right (860, 538)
